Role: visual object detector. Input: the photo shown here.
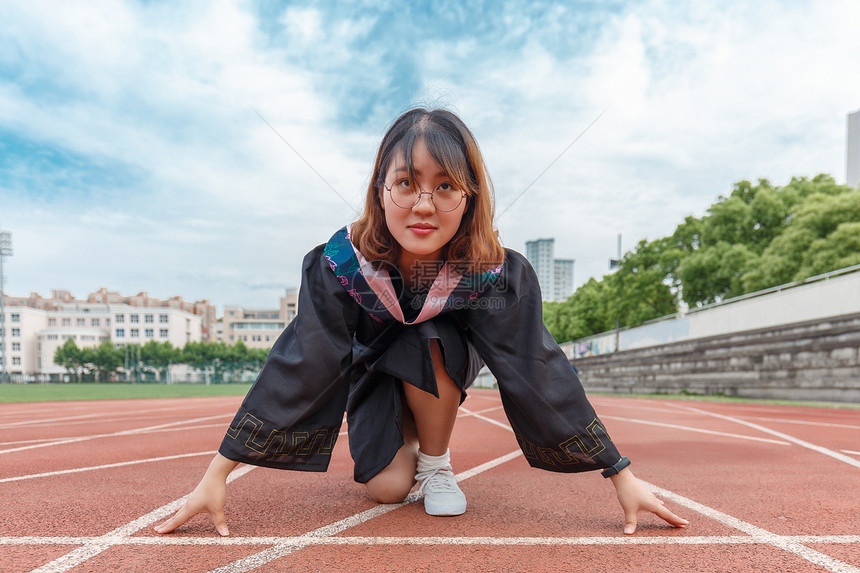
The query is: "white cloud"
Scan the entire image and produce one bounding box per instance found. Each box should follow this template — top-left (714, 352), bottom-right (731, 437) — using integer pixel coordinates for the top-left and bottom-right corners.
top-left (1, 0), bottom-right (858, 311)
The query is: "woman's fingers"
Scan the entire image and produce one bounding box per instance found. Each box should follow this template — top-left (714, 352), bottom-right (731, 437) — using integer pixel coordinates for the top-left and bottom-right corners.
top-left (651, 500), bottom-right (689, 528)
top-left (623, 507), bottom-right (638, 535)
top-left (211, 508), bottom-right (230, 537)
top-left (154, 504), bottom-right (196, 534)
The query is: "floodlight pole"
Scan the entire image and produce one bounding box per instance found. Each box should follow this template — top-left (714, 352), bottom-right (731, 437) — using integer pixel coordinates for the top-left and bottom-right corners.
top-left (0, 230), bottom-right (13, 384)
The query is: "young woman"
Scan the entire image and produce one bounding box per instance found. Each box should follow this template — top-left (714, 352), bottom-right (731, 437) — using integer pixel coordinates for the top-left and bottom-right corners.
top-left (155, 108), bottom-right (688, 536)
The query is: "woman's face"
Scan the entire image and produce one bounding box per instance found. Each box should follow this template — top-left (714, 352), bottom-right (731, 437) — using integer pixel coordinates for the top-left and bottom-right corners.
top-left (379, 138), bottom-right (468, 277)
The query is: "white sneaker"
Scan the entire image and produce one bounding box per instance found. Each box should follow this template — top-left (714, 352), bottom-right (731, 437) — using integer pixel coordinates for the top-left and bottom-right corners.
top-left (415, 466), bottom-right (467, 516)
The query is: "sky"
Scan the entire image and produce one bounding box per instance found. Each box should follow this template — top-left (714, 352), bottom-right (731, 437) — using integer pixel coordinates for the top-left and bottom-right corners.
top-left (1, 0), bottom-right (859, 313)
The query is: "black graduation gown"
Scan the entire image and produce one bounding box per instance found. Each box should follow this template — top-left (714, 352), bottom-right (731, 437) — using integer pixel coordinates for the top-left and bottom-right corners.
top-left (218, 243), bottom-right (622, 482)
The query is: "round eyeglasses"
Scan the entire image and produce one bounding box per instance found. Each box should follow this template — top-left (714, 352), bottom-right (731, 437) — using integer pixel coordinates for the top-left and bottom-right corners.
top-left (383, 180), bottom-right (466, 212)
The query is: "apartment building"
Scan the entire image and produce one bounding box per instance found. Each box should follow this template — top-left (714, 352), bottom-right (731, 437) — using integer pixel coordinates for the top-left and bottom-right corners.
top-left (1, 288), bottom-right (205, 380)
top-left (221, 288), bottom-right (298, 349)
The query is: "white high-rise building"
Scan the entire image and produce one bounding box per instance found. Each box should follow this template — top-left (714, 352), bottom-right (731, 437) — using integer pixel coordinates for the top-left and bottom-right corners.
top-left (525, 238), bottom-right (575, 302)
top-left (848, 109), bottom-right (860, 189)
top-left (553, 259), bottom-right (575, 302)
top-left (526, 238), bottom-right (555, 299)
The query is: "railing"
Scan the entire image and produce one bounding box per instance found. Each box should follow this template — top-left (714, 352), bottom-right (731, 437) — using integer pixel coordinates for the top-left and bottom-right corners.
top-left (560, 263), bottom-right (860, 358)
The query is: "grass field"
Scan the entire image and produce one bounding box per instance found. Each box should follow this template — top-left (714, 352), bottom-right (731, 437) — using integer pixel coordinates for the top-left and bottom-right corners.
top-left (0, 382), bottom-right (252, 403)
top-left (0, 382), bottom-right (857, 408)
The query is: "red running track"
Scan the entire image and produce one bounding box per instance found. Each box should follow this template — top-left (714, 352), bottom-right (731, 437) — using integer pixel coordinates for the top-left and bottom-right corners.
top-left (0, 391), bottom-right (858, 572)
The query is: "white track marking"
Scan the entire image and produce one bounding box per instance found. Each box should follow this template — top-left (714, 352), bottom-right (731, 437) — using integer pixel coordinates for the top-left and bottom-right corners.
top-left (207, 449), bottom-right (523, 573)
top-left (0, 435), bottom-right (94, 455)
top-left (739, 416), bottom-right (860, 430)
top-left (22, 413), bottom-right (231, 430)
top-left (0, 413), bottom-right (103, 429)
top-left (0, 414), bottom-right (233, 455)
top-left (643, 480), bottom-right (860, 573)
top-left (590, 401), bottom-right (688, 416)
top-left (667, 404), bottom-right (860, 469)
top-left (338, 406), bottom-right (510, 437)
top-left (600, 415), bottom-right (791, 446)
top-left (458, 405), bottom-right (504, 417)
top-left (843, 450), bottom-right (860, 456)
top-left (456, 450), bottom-right (522, 481)
top-left (0, 402), bottom-right (235, 429)
top-left (207, 493), bottom-right (427, 571)
top-left (593, 400), bottom-right (860, 430)
top-left (4, 534), bottom-right (859, 546)
top-left (29, 464), bottom-right (257, 573)
top-left (459, 408), bottom-right (514, 433)
top-left (0, 451), bottom-right (215, 483)
top-left (115, 414), bottom-right (233, 434)
top-left (0, 422), bottom-right (230, 448)
top-left (0, 437), bottom-right (70, 446)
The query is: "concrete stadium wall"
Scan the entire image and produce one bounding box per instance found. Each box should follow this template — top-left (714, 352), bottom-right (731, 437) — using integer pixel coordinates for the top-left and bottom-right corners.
top-left (572, 312), bottom-right (860, 402)
top-left (562, 267), bottom-right (860, 359)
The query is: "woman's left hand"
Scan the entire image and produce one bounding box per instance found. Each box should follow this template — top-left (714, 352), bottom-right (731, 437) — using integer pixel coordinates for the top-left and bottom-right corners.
top-left (609, 468), bottom-right (689, 534)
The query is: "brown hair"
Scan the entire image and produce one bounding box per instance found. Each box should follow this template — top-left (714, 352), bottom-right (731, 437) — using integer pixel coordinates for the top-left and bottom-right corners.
top-left (350, 108), bottom-right (505, 273)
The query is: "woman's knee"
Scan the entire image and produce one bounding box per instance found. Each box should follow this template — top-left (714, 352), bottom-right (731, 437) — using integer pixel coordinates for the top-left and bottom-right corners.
top-left (365, 440), bottom-right (418, 503)
top-left (365, 472), bottom-right (414, 504)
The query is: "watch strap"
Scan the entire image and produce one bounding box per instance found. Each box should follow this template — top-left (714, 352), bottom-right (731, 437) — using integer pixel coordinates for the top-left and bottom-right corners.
top-left (601, 456), bottom-right (631, 478)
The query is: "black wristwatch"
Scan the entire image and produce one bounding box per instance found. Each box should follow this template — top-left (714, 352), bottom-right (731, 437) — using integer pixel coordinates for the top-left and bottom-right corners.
top-left (601, 456), bottom-right (631, 478)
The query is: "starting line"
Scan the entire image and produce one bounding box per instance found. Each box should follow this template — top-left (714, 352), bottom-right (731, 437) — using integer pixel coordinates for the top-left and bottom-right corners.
top-left (3, 534), bottom-right (860, 546)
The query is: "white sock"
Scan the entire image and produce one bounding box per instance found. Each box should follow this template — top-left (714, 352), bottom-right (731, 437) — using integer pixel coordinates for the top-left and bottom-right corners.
top-left (416, 449), bottom-right (451, 474)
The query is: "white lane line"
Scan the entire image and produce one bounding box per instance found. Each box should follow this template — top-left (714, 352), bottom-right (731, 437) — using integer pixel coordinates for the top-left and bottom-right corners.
top-left (0, 436), bottom-right (94, 455)
top-left (3, 534), bottom-right (860, 546)
top-left (0, 413), bottom-right (103, 429)
top-left (455, 407), bottom-right (790, 463)
top-left (0, 451), bottom-right (215, 483)
top-left (0, 414), bottom-right (233, 455)
top-left (9, 413), bottom-right (228, 430)
top-left (333, 406), bottom-right (505, 439)
top-left (206, 493), bottom-right (432, 571)
top-left (29, 464), bottom-right (257, 573)
top-left (208, 449), bottom-right (523, 573)
top-left (643, 480), bottom-right (860, 573)
top-left (458, 405), bottom-right (504, 418)
top-left (459, 408), bottom-right (513, 433)
top-left (0, 422), bottom-right (231, 447)
top-left (842, 450), bottom-right (860, 456)
top-left (0, 437), bottom-right (68, 447)
top-left (590, 401), bottom-right (685, 416)
top-left (740, 416), bottom-right (860, 431)
top-left (600, 415), bottom-right (791, 446)
top-left (456, 450), bottom-right (522, 481)
top-left (667, 404), bottom-right (860, 469)
top-left (115, 414), bottom-right (233, 435)
top-left (0, 404), bottom-right (215, 429)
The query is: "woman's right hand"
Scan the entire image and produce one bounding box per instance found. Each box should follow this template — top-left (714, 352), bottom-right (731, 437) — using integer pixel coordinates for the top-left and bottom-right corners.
top-left (154, 453), bottom-right (238, 536)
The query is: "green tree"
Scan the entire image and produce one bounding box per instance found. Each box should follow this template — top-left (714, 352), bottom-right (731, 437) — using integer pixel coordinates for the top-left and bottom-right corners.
top-left (54, 339), bottom-right (85, 382)
top-left (796, 221), bottom-right (860, 277)
top-left (742, 189), bottom-right (860, 291)
top-left (543, 278), bottom-right (614, 343)
top-left (79, 346), bottom-right (97, 381)
top-left (179, 340), bottom-right (269, 383)
top-left (92, 341), bottom-right (123, 382)
top-left (608, 239), bottom-right (678, 326)
top-left (677, 242), bottom-right (756, 305)
top-left (141, 340), bottom-right (180, 382)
